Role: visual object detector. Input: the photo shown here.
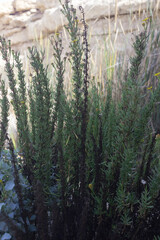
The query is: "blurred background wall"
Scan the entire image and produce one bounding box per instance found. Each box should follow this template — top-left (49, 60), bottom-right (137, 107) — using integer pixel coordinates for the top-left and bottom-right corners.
top-left (0, 0), bottom-right (159, 73)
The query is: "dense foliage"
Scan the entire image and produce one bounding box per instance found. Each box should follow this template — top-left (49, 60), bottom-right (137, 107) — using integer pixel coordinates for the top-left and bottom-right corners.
top-left (0, 1), bottom-right (160, 239)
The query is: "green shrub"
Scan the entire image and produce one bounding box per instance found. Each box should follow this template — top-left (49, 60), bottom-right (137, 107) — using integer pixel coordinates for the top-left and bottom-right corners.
top-left (0, 2), bottom-right (160, 240)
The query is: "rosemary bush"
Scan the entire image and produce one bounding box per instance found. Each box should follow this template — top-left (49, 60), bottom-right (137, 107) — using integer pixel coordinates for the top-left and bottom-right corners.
top-left (0, 1), bottom-right (160, 239)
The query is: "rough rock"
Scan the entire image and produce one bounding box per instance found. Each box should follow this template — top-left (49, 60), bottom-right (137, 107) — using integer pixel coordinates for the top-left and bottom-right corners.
top-left (0, 0), bottom-right (14, 17)
top-left (0, 0), bottom-right (159, 78)
top-left (0, 0), bottom-right (159, 50)
top-left (36, 0), bottom-right (60, 11)
top-left (13, 0), bottom-right (37, 12)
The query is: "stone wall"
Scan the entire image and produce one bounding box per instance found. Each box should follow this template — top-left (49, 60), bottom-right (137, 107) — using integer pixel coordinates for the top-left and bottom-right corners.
top-left (0, 0), bottom-right (159, 51)
top-left (0, 0), bottom-right (160, 84)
